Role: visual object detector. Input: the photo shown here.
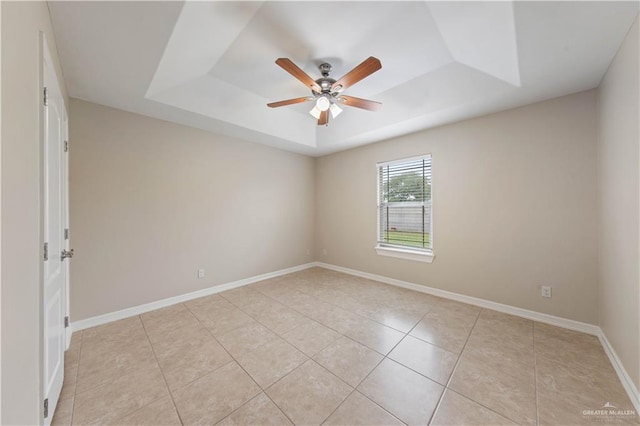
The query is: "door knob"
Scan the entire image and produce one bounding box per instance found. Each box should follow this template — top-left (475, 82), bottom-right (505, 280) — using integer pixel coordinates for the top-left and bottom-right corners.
top-left (61, 249), bottom-right (74, 260)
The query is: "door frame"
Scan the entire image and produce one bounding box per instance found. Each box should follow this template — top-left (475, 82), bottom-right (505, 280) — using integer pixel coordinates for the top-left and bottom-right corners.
top-left (0, 3), bottom-right (3, 422)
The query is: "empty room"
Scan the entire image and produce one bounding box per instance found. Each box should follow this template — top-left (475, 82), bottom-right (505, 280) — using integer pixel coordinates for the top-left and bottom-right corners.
top-left (1, 1), bottom-right (639, 425)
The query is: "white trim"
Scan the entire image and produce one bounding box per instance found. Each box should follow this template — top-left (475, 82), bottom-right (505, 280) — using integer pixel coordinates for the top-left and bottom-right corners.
top-left (0, 3), bottom-right (3, 421)
top-left (315, 261), bottom-right (599, 335)
top-left (375, 245), bottom-right (435, 263)
top-left (65, 324), bottom-right (71, 350)
top-left (70, 263), bottom-right (316, 332)
top-left (598, 331), bottom-right (640, 414)
top-left (376, 153), bottom-right (431, 168)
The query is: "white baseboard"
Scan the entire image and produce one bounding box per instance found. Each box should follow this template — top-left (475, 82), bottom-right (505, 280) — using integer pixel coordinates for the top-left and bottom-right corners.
top-left (598, 331), bottom-right (640, 414)
top-left (65, 328), bottom-right (71, 350)
top-left (315, 261), bottom-right (639, 414)
top-left (70, 262), bottom-right (316, 332)
top-left (314, 262), bottom-right (599, 335)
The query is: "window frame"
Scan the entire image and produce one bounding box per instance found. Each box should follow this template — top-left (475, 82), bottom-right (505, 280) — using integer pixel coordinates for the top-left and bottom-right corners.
top-left (375, 154), bottom-right (435, 263)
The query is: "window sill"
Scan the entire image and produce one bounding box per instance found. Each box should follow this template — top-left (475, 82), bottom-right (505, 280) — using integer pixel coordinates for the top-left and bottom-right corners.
top-left (375, 245), bottom-right (435, 263)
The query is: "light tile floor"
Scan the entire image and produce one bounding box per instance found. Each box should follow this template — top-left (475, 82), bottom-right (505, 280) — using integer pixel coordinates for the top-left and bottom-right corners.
top-left (53, 267), bottom-right (638, 425)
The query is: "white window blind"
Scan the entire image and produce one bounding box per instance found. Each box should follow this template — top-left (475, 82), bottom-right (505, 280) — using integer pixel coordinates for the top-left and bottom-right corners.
top-left (377, 155), bottom-right (432, 251)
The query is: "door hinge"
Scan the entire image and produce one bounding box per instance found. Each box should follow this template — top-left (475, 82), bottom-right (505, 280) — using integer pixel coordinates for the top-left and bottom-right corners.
top-left (43, 87), bottom-right (48, 106)
top-left (44, 242), bottom-right (49, 261)
top-left (61, 249), bottom-right (74, 261)
top-left (64, 140), bottom-right (68, 153)
top-left (44, 398), bottom-right (49, 418)
top-left (64, 228), bottom-right (69, 240)
top-left (64, 316), bottom-right (70, 328)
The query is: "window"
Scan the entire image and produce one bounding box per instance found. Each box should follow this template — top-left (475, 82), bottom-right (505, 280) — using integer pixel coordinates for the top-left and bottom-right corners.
top-left (376, 155), bottom-right (434, 263)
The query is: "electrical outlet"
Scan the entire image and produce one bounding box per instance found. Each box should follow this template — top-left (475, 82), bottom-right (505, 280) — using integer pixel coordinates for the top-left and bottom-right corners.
top-left (198, 268), bottom-right (205, 279)
top-left (322, 249), bottom-right (327, 255)
top-left (306, 249), bottom-right (311, 255)
top-left (541, 286), bottom-right (552, 298)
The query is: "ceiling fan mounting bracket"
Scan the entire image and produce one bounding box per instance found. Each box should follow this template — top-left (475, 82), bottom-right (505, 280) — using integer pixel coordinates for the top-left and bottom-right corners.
top-left (319, 62), bottom-right (332, 77)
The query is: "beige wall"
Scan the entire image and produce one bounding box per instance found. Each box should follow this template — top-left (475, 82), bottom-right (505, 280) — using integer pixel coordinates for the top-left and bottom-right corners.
top-left (69, 99), bottom-right (315, 321)
top-left (317, 90), bottom-right (599, 324)
top-left (597, 16), bottom-right (639, 390)
top-left (1, 2), bottom-right (68, 424)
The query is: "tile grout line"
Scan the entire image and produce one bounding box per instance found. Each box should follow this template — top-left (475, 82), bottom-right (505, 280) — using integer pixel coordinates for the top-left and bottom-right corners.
top-left (259, 359), bottom-right (312, 425)
top-left (247, 277), bottom-right (420, 336)
top-left (67, 331), bottom-right (84, 426)
top-left (247, 277), bottom-right (439, 358)
top-left (108, 390), bottom-right (175, 425)
top-left (328, 309), bottom-right (439, 426)
top-left (283, 279), bottom-right (422, 358)
top-left (223, 283), bottom-right (391, 361)
top-left (237, 288), bottom-right (349, 337)
top-left (221, 284), bottom-right (407, 425)
top-left (246, 274), bottom-right (436, 425)
top-left (182, 301), bottom-right (298, 426)
top-left (426, 308), bottom-right (481, 425)
top-left (220, 284), bottom-right (342, 340)
top-left (430, 309), bottom-right (526, 426)
top-left (373, 301), bottom-right (467, 388)
top-left (74, 319), bottom-right (177, 425)
top-left (266, 358), bottom-right (354, 426)
top-left (345, 358), bottom-right (409, 426)
top-left (257, 390), bottom-right (298, 426)
top-left (314, 353), bottom-right (409, 426)
top-left (188, 294), bottom-right (315, 391)
top-left (403, 307), bottom-right (527, 424)
top-left (318, 313), bottom-right (426, 425)
top-left (320, 386), bottom-right (407, 426)
top-left (442, 309), bottom-right (480, 390)
top-left (138, 313), bottom-right (185, 426)
top-left (182, 299), bottom-right (285, 391)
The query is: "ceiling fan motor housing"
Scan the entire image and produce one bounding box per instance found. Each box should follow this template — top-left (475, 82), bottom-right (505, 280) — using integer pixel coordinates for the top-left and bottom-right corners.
top-left (313, 63), bottom-right (337, 95)
top-left (313, 78), bottom-right (336, 95)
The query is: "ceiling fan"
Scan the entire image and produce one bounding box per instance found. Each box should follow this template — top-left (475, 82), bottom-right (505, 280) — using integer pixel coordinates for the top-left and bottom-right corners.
top-left (267, 57), bottom-right (382, 126)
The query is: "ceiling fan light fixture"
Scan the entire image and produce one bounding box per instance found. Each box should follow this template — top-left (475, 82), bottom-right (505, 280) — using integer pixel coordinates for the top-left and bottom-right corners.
top-left (309, 106), bottom-right (321, 119)
top-left (329, 103), bottom-right (343, 119)
top-left (315, 95), bottom-right (331, 112)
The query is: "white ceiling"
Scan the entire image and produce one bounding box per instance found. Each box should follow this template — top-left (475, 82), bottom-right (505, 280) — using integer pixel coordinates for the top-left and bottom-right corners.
top-left (49, 1), bottom-right (639, 156)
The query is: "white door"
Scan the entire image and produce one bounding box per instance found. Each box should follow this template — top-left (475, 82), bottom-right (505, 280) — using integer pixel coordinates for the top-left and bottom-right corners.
top-left (42, 36), bottom-right (68, 425)
top-left (61, 92), bottom-right (71, 351)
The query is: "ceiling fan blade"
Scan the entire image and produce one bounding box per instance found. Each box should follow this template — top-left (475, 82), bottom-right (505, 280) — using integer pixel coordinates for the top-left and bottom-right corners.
top-left (331, 57), bottom-right (381, 91)
top-left (267, 97), bottom-right (312, 108)
top-left (318, 110), bottom-right (329, 125)
top-left (339, 95), bottom-right (382, 111)
top-left (276, 58), bottom-right (321, 92)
